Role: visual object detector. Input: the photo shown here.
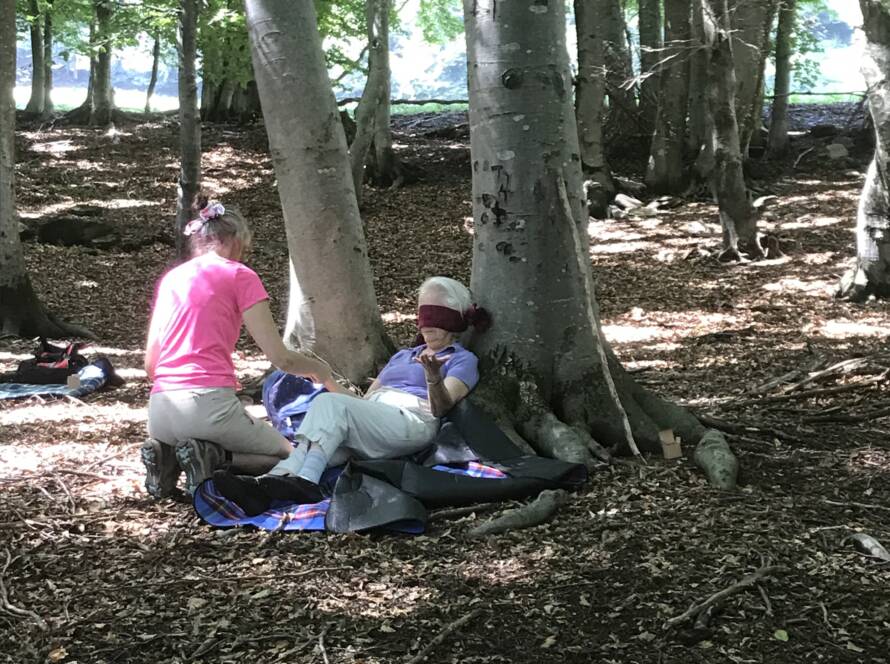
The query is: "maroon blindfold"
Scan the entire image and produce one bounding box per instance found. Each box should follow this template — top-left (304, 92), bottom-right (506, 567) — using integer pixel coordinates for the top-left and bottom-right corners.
top-left (417, 305), bottom-right (467, 332)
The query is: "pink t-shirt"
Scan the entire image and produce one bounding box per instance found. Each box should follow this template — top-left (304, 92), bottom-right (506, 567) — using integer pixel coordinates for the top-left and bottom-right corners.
top-left (149, 252), bottom-right (269, 393)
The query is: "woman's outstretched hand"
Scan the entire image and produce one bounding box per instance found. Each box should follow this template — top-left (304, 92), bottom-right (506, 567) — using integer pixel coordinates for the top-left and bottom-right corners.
top-left (415, 353), bottom-right (450, 383)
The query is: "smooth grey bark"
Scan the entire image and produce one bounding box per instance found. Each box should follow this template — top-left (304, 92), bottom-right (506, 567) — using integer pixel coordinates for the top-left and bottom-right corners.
top-left (145, 31), bottom-right (161, 113)
top-left (646, 0), bottom-right (692, 193)
top-left (0, 0), bottom-right (91, 338)
top-left (638, 0), bottom-right (662, 130)
top-left (464, 0), bottom-right (703, 458)
top-left (349, 0), bottom-right (388, 206)
top-left (687, 0), bottom-right (709, 154)
top-left (25, 0), bottom-right (46, 115)
top-left (574, 0), bottom-right (615, 217)
top-left (768, 0), bottom-right (797, 155)
top-left (837, 0), bottom-right (890, 300)
top-left (91, 0), bottom-right (114, 125)
top-left (701, 0), bottom-right (762, 260)
top-left (368, 0), bottom-right (400, 188)
top-left (602, 0), bottom-right (639, 140)
top-left (244, 0), bottom-right (392, 383)
top-left (176, 0), bottom-right (201, 258)
top-left (43, 2), bottom-right (54, 113)
top-left (731, 0), bottom-right (778, 156)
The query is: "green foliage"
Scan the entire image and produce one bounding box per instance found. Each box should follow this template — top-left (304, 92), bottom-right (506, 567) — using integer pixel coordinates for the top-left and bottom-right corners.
top-left (316, 0), bottom-right (367, 83)
top-left (782, 0), bottom-right (836, 90)
top-left (198, 0), bottom-right (251, 87)
top-left (417, 0), bottom-right (463, 43)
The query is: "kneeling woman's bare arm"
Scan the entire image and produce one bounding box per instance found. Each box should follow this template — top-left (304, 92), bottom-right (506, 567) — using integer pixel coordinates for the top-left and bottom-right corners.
top-left (243, 300), bottom-right (336, 389)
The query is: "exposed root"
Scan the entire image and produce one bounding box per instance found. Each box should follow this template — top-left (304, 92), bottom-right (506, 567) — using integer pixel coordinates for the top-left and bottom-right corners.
top-left (0, 280), bottom-right (96, 340)
top-left (693, 429), bottom-right (739, 490)
top-left (518, 412), bottom-right (594, 467)
top-left (468, 489), bottom-right (567, 538)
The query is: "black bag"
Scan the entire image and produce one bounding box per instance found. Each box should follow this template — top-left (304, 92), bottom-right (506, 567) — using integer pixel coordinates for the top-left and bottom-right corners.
top-left (13, 338), bottom-right (89, 385)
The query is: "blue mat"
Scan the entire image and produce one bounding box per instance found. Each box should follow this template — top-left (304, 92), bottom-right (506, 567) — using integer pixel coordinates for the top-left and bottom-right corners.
top-left (0, 363), bottom-right (109, 400)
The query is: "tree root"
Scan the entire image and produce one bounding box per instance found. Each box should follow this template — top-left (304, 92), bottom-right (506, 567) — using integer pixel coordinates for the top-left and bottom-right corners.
top-left (468, 489), bottom-right (567, 538)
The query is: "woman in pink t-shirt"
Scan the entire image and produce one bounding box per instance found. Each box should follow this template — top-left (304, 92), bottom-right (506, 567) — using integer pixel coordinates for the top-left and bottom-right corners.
top-left (142, 197), bottom-right (336, 497)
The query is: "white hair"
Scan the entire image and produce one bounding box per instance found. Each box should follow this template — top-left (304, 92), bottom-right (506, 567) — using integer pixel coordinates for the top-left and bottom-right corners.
top-left (418, 276), bottom-right (472, 312)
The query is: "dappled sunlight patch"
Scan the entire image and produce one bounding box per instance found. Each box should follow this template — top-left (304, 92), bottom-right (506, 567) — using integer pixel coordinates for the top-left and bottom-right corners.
top-left (316, 580), bottom-right (438, 619)
top-left (382, 311), bottom-right (418, 324)
top-left (761, 277), bottom-right (835, 297)
top-left (458, 555), bottom-right (533, 587)
top-left (0, 401), bottom-right (147, 427)
top-left (808, 318), bottom-right (890, 339)
top-left (801, 251), bottom-right (842, 265)
top-left (781, 215), bottom-right (846, 230)
top-left (28, 138), bottom-right (84, 155)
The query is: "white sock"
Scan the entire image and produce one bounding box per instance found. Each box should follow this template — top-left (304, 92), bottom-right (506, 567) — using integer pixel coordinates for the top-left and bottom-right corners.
top-left (268, 443), bottom-right (308, 476)
top-left (296, 444), bottom-right (328, 484)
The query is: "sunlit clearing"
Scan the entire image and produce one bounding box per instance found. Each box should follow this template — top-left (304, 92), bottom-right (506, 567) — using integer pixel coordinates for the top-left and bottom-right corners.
top-left (382, 311), bottom-right (417, 323)
top-left (88, 346), bottom-right (145, 357)
top-left (603, 311), bottom-right (746, 345)
top-left (781, 215), bottom-right (845, 230)
top-left (762, 277), bottom-right (834, 296)
top-left (809, 318), bottom-right (890, 339)
top-left (76, 280), bottom-right (99, 289)
top-left (802, 252), bottom-right (840, 265)
top-left (0, 351), bottom-right (31, 361)
top-left (624, 359), bottom-right (680, 371)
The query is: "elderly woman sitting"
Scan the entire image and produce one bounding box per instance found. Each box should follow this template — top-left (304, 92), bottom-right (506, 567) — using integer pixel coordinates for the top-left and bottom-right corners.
top-left (214, 276), bottom-right (489, 514)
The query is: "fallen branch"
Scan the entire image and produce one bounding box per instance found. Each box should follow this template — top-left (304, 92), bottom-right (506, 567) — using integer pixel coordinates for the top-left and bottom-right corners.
top-left (468, 489), bottom-right (567, 538)
top-left (405, 608), bottom-right (482, 664)
top-left (663, 564), bottom-right (785, 629)
top-left (782, 357), bottom-right (872, 393)
top-left (804, 403), bottom-right (890, 423)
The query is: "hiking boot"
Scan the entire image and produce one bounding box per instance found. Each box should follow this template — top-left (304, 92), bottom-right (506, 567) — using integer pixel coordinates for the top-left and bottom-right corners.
top-left (141, 438), bottom-right (182, 499)
top-left (176, 439), bottom-right (227, 495)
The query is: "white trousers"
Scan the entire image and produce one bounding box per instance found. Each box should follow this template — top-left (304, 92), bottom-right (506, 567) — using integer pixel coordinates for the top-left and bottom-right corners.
top-left (295, 389), bottom-right (439, 464)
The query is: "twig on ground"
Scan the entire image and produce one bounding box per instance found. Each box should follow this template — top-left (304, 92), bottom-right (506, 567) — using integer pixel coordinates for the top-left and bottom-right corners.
top-left (694, 413), bottom-right (810, 445)
top-left (782, 357), bottom-right (872, 393)
top-left (468, 490), bottom-right (567, 538)
top-left (804, 403), bottom-right (890, 423)
top-left (405, 608), bottom-right (482, 664)
top-left (824, 499), bottom-right (890, 514)
top-left (85, 443), bottom-right (142, 470)
top-left (793, 146), bottom-right (815, 169)
top-left (318, 625), bottom-right (331, 664)
top-left (758, 583), bottom-right (773, 616)
top-left (137, 566), bottom-right (352, 587)
top-left (54, 475), bottom-right (77, 514)
top-left (429, 502), bottom-right (504, 522)
top-left (728, 373), bottom-right (887, 408)
top-left (0, 549), bottom-right (48, 630)
top-left (663, 564), bottom-right (785, 629)
top-left (0, 469), bottom-right (118, 483)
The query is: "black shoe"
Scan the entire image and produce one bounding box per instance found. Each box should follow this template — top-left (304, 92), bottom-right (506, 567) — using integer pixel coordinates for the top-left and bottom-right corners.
top-left (257, 474), bottom-right (324, 505)
top-left (211, 470), bottom-right (271, 516)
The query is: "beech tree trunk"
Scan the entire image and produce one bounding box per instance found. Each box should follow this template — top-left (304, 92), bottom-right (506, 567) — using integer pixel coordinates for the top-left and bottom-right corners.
top-left (701, 0), bottom-right (762, 261)
top-left (25, 0), bottom-right (46, 115)
top-left (646, 0), bottom-right (692, 194)
top-left (768, 0), bottom-right (796, 156)
top-left (0, 0), bottom-right (91, 338)
top-left (91, 0), bottom-right (114, 126)
top-left (68, 2), bottom-right (115, 126)
top-left (638, 0), bottom-right (662, 131)
top-left (244, 0), bottom-right (392, 383)
top-left (176, 0), bottom-right (201, 258)
top-left (687, 0), bottom-right (709, 154)
top-left (349, 0), bottom-right (388, 206)
top-left (574, 0), bottom-right (615, 218)
top-left (838, 0), bottom-right (890, 300)
top-left (43, 2), bottom-right (54, 113)
top-left (367, 0), bottom-right (401, 188)
top-left (463, 0), bottom-right (703, 460)
top-left (145, 31), bottom-right (161, 113)
top-left (602, 0), bottom-right (639, 142)
top-left (731, 0), bottom-right (778, 156)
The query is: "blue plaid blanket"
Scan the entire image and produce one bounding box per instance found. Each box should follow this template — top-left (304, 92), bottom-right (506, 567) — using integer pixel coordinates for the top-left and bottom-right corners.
top-left (193, 462), bottom-right (507, 533)
top-left (0, 363), bottom-right (108, 400)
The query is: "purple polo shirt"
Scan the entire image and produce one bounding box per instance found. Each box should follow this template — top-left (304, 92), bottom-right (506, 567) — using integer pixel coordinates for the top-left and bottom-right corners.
top-left (376, 343), bottom-right (479, 400)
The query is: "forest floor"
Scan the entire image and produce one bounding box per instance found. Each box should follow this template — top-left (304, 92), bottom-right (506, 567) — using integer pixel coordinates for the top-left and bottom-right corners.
top-left (1, 104), bottom-right (888, 664)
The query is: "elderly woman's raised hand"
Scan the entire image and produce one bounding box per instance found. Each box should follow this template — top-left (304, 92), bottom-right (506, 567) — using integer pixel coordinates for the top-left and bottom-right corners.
top-left (415, 353), bottom-right (450, 384)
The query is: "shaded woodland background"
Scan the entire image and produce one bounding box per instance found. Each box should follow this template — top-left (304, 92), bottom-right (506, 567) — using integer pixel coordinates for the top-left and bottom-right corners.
top-left (1, 0), bottom-right (889, 663)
